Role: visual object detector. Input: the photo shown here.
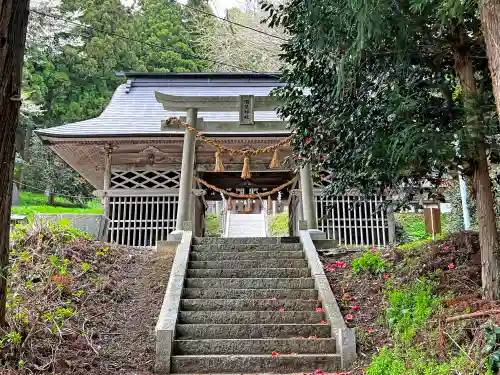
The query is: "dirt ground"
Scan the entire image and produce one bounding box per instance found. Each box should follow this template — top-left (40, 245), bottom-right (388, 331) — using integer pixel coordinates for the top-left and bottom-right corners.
top-left (320, 231), bottom-right (494, 374)
top-left (68, 247), bottom-right (174, 375)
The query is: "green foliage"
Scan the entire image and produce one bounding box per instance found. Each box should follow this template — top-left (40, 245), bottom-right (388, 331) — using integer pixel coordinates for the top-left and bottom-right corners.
top-left (385, 279), bottom-right (440, 344)
top-left (481, 321), bottom-right (500, 374)
top-left (366, 346), bottom-right (487, 375)
top-left (11, 191), bottom-right (102, 217)
top-left (352, 251), bottom-right (386, 276)
top-left (262, 0), bottom-right (497, 203)
top-left (3, 219), bottom-right (114, 368)
top-left (397, 238), bottom-right (436, 250)
top-left (395, 213), bottom-right (430, 241)
top-left (205, 214), bottom-right (221, 236)
top-left (25, 0), bottom-right (205, 129)
top-left (269, 212), bottom-right (288, 237)
top-left (43, 306), bottom-right (75, 333)
top-left (21, 138), bottom-right (96, 205)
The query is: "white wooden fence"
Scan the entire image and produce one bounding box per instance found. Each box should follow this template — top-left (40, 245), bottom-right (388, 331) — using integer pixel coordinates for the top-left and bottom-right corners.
top-left (314, 194), bottom-right (389, 246)
top-left (107, 168), bottom-right (180, 247)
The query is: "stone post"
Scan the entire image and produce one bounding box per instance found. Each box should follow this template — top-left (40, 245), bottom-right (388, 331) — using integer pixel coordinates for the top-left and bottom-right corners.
top-left (300, 164), bottom-right (326, 239)
top-left (387, 202), bottom-right (396, 244)
top-left (170, 108), bottom-right (198, 240)
top-left (300, 164), bottom-right (317, 230)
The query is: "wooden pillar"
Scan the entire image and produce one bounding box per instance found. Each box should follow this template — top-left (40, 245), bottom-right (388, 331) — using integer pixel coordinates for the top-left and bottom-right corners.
top-left (103, 144), bottom-right (112, 218)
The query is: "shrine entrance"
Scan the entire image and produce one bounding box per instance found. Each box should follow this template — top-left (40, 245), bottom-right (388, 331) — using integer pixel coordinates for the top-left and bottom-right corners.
top-left (37, 72), bottom-right (394, 245)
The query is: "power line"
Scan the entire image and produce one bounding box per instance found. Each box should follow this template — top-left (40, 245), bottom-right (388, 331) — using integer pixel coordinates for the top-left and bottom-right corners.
top-left (177, 1), bottom-right (288, 42)
top-left (30, 9), bottom-right (280, 76)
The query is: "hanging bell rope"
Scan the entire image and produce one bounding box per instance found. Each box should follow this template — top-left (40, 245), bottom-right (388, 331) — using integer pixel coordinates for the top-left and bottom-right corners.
top-left (194, 175), bottom-right (297, 199)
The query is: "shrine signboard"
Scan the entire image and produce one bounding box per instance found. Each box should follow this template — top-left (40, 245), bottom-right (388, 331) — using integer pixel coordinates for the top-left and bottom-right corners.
top-left (239, 95), bottom-right (255, 125)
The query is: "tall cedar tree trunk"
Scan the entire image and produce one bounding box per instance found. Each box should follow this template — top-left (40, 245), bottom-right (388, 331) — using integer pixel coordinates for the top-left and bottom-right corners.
top-left (454, 32), bottom-right (499, 299)
top-left (480, 0), bottom-right (500, 118)
top-left (0, 0), bottom-right (31, 327)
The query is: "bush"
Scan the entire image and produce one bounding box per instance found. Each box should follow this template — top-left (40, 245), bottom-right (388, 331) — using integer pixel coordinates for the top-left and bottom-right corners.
top-left (366, 346), bottom-right (487, 375)
top-left (205, 214), bottom-right (221, 236)
top-left (385, 279), bottom-right (440, 344)
top-left (269, 212), bottom-right (288, 237)
top-left (352, 250), bottom-right (386, 276)
top-left (2, 219), bottom-right (111, 369)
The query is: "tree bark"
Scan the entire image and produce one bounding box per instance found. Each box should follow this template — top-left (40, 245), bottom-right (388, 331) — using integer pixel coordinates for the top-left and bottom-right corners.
top-left (454, 37), bottom-right (499, 300)
top-left (0, 0), bottom-right (31, 327)
top-left (479, 0), bottom-right (500, 119)
top-left (19, 125), bottom-right (32, 185)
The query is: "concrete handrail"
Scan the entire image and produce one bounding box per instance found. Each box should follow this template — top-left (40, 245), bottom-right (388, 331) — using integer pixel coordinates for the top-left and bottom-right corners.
top-left (155, 228), bottom-right (193, 373)
top-left (223, 211), bottom-right (230, 238)
top-left (299, 229), bottom-right (357, 369)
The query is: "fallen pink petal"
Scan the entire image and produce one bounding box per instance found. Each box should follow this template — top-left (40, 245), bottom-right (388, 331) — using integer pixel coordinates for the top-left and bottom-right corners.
top-left (271, 351), bottom-right (279, 357)
top-left (352, 305), bottom-right (360, 311)
top-left (315, 307), bottom-right (324, 312)
top-left (345, 314), bottom-right (353, 320)
top-left (314, 370), bottom-right (324, 375)
top-left (320, 320), bottom-right (328, 325)
top-left (449, 263), bottom-right (455, 270)
top-left (279, 308), bottom-right (285, 313)
top-left (383, 273), bottom-right (390, 279)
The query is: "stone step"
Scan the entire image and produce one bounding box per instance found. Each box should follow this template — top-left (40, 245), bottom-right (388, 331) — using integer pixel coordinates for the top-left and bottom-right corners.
top-left (173, 338), bottom-right (336, 355)
top-left (188, 259), bottom-right (309, 269)
top-left (180, 299), bottom-right (321, 311)
top-left (170, 354), bottom-right (341, 373)
top-left (175, 323), bottom-right (331, 339)
top-left (185, 278), bottom-right (315, 289)
top-left (182, 288), bottom-right (318, 300)
top-left (190, 251), bottom-right (304, 261)
top-left (186, 268), bottom-right (311, 279)
top-left (178, 311), bottom-right (326, 324)
top-left (193, 237), bottom-right (284, 245)
top-left (192, 243), bottom-right (302, 252)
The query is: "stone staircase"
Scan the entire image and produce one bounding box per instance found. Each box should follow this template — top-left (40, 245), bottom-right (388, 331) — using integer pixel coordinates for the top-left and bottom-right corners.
top-left (226, 213), bottom-right (266, 237)
top-left (169, 237), bottom-right (342, 373)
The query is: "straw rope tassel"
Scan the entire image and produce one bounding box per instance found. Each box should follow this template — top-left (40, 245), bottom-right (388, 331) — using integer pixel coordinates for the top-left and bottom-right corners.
top-left (241, 154), bottom-right (251, 180)
top-left (269, 148), bottom-right (281, 169)
top-left (214, 149), bottom-right (225, 172)
top-left (227, 196), bottom-right (233, 211)
top-left (267, 195), bottom-right (272, 213)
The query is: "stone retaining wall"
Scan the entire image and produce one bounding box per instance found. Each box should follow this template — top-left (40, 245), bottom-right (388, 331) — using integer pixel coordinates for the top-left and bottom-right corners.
top-left (34, 214), bottom-right (103, 239)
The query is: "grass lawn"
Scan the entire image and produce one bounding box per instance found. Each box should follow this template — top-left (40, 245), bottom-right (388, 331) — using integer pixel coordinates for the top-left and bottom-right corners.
top-left (395, 212), bottom-right (447, 247)
top-left (12, 191), bottom-right (103, 216)
top-left (205, 214), bottom-right (221, 236)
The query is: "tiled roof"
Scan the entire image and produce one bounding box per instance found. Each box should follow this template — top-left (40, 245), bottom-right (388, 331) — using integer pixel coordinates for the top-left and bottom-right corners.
top-left (36, 73), bottom-right (286, 138)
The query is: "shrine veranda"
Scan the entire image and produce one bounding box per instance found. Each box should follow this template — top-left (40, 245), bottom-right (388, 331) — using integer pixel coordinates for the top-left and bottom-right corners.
top-left (36, 72), bottom-right (392, 247)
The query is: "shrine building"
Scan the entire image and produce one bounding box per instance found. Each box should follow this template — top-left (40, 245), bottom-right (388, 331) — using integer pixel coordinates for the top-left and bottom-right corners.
top-left (36, 72), bottom-right (393, 247)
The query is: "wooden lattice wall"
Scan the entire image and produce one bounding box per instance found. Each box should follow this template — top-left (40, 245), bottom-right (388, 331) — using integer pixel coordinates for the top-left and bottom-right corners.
top-left (107, 168), bottom-right (180, 247)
